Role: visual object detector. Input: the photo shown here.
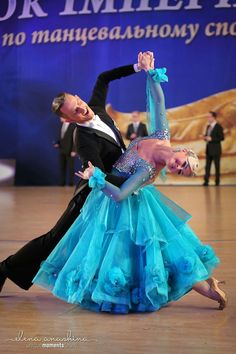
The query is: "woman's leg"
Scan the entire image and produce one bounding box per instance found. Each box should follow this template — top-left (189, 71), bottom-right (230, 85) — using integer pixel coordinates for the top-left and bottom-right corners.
top-left (192, 278), bottom-right (227, 310)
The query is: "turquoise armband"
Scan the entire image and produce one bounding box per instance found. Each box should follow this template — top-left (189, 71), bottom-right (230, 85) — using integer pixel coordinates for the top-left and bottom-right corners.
top-left (148, 68), bottom-right (168, 83)
top-left (88, 167), bottom-right (106, 190)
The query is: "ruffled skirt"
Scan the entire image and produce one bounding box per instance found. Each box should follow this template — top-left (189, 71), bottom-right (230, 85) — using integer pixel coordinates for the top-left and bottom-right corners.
top-left (33, 185), bottom-right (219, 313)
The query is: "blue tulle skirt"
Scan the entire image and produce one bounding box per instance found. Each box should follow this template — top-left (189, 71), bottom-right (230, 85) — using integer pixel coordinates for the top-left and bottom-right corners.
top-left (33, 185), bottom-right (220, 314)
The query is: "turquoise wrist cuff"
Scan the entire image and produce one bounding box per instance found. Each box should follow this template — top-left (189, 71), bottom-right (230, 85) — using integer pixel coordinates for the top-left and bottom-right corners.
top-left (88, 167), bottom-right (106, 190)
top-left (148, 68), bottom-right (168, 83)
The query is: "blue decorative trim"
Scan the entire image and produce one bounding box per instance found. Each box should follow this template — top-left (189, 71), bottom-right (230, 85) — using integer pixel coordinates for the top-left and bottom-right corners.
top-left (88, 167), bottom-right (106, 189)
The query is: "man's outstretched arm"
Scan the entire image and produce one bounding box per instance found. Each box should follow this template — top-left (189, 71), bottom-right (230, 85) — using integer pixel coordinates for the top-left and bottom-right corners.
top-left (88, 64), bottom-right (140, 108)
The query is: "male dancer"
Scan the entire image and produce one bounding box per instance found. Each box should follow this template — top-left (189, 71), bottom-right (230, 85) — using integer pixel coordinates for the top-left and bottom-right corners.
top-left (0, 52), bottom-right (154, 292)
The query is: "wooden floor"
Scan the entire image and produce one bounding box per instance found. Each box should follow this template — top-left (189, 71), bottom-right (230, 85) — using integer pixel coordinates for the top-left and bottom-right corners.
top-left (0, 186), bottom-right (235, 354)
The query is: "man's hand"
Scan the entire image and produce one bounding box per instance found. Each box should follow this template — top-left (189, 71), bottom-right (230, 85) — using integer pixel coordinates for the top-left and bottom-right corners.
top-left (130, 133), bottom-right (137, 140)
top-left (75, 161), bottom-right (95, 180)
top-left (138, 51), bottom-right (155, 71)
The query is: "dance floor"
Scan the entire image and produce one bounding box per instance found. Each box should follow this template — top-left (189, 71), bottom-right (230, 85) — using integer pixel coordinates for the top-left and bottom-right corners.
top-left (0, 186), bottom-right (235, 354)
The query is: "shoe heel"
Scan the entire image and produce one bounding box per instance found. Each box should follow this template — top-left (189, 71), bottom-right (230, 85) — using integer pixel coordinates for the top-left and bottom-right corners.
top-left (218, 280), bottom-right (226, 285)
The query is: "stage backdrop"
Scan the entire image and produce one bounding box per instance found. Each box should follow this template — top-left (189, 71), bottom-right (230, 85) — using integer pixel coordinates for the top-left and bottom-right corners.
top-left (0, 0), bottom-right (236, 185)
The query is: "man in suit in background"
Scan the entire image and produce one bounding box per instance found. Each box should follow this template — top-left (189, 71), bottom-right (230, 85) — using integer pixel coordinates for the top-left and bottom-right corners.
top-left (54, 118), bottom-right (77, 186)
top-left (0, 51), bottom-right (154, 293)
top-left (203, 111), bottom-right (224, 186)
top-left (126, 111), bottom-right (148, 141)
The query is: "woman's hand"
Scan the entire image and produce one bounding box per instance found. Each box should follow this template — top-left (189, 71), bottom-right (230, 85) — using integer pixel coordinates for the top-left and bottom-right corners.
top-left (75, 161), bottom-right (95, 180)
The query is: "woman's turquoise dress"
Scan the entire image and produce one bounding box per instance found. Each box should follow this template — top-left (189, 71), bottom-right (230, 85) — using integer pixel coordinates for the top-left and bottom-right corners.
top-left (32, 69), bottom-right (220, 314)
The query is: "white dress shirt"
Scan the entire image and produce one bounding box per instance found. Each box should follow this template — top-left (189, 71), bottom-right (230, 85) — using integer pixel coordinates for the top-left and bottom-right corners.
top-left (77, 115), bottom-right (119, 144)
top-left (61, 122), bottom-right (70, 138)
top-left (207, 121), bottom-right (217, 136)
top-left (133, 122), bottom-right (140, 133)
top-left (76, 63), bottom-right (140, 148)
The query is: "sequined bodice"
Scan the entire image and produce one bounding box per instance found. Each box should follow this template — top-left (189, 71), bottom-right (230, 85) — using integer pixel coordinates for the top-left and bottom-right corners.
top-left (113, 130), bottom-right (169, 180)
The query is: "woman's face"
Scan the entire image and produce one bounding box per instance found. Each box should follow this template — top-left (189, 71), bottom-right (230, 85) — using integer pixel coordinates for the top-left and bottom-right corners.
top-left (166, 151), bottom-right (192, 177)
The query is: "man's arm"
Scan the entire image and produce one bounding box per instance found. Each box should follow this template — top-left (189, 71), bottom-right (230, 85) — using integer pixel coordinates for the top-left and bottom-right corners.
top-left (77, 134), bottom-right (126, 187)
top-left (88, 65), bottom-right (139, 108)
top-left (125, 124), bottom-right (132, 140)
top-left (215, 124), bottom-right (224, 142)
top-left (142, 123), bottom-right (148, 136)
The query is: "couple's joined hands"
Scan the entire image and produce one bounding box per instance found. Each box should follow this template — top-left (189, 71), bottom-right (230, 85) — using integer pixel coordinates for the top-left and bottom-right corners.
top-left (138, 51), bottom-right (155, 71)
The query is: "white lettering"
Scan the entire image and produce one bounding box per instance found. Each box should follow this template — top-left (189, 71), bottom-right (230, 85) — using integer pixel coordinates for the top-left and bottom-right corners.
top-left (87, 27), bottom-right (98, 40)
top-left (18, 0), bottom-right (48, 19)
top-left (75, 28), bottom-right (88, 46)
top-left (119, 0), bottom-right (135, 12)
top-left (154, 0), bottom-right (182, 11)
top-left (120, 26), bottom-right (133, 39)
top-left (109, 26), bottom-right (121, 39)
top-left (215, 22), bottom-right (229, 36)
top-left (50, 29), bottom-right (62, 42)
top-left (2, 31), bottom-right (26, 46)
top-left (205, 21), bottom-right (236, 36)
top-left (62, 28), bottom-right (75, 41)
top-left (159, 24), bottom-right (171, 37)
top-left (79, 0), bottom-right (117, 14)
top-left (186, 23), bottom-right (199, 43)
top-left (184, 0), bottom-right (202, 9)
top-left (145, 25), bottom-right (158, 38)
top-left (97, 27), bottom-right (109, 40)
top-left (133, 25), bottom-right (145, 38)
top-left (136, 0), bottom-right (152, 11)
top-left (170, 24), bottom-right (187, 38)
top-left (59, 0), bottom-right (78, 15)
top-left (15, 32), bottom-right (26, 45)
top-left (31, 30), bottom-right (50, 44)
top-left (2, 32), bottom-right (14, 46)
top-left (0, 0), bottom-right (16, 21)
top-left (214, 0), bottom-right (235, 8)
top-left (205, 23), bottom-right (215, 36)
top-left (229, 22), bottom-right (236, 35)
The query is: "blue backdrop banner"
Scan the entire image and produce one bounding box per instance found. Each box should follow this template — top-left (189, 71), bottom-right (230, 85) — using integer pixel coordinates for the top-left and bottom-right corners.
top-left (0, 0), bottom-right (235, 185)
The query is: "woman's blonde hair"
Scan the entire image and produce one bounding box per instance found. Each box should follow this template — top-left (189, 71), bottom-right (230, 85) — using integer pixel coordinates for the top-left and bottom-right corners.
top-left (173, 147), bottom-right (199, 176)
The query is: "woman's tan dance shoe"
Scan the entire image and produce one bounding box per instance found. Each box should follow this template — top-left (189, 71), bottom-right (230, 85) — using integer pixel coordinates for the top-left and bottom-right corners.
top-left (207, 277), bottom-right (227, 310)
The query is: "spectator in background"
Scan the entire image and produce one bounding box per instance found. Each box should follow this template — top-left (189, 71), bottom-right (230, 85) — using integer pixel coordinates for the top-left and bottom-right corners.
top-left (125, 111), bottom-right (148, 141)
top-left (53, 118), bottom-right (77, 186)
top-left (202, 111), bottom-right (224, 186)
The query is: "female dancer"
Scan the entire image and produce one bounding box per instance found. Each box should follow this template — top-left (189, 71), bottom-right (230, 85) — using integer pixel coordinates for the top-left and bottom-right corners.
top-left (33, 53), bottom-right (227, 314)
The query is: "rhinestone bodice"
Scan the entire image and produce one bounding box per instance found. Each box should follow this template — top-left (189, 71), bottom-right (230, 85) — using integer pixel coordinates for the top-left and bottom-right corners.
top-left (113, 130), bottom-right (169, 180)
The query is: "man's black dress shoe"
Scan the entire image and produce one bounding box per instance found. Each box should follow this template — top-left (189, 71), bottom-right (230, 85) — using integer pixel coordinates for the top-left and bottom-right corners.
top-left (203, 182), bottom-right (208, 186)
top-left (0, 267), bottom-right (7, 293)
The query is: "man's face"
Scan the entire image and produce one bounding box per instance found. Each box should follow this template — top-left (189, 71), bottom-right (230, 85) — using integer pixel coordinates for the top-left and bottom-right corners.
top-left (132, 111), bottom-right (140, 123)
top-left (207, 113), bottom-right (216, 124)
top-left (60, 94), bottom-right (94, 123)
